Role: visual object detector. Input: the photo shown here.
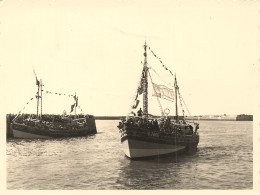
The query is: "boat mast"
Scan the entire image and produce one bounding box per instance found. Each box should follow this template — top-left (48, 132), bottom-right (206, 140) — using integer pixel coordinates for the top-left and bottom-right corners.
top-left (143, 41), bottom-right (148, 117)
top-left (75, 92), bottom-right (77, 116)
top-left (36, 81), bottom-right (40, 118)
top-left (40, 79), bottom-right (43, 118)
top-left (175, 74), bottom-right (179, 123)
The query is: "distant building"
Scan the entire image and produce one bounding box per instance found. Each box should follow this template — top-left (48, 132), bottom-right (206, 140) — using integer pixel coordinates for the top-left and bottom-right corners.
top-left (236, 114), bottom-right (253, 121)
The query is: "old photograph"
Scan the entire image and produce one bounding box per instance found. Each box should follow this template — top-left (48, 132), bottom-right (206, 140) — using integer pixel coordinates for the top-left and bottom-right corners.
top-left (1, 0), bottom-right (259, 192)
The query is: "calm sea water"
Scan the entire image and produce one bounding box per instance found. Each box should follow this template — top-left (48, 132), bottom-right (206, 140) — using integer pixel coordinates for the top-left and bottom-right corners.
top-left (6, 120), bottom-right (253, 189)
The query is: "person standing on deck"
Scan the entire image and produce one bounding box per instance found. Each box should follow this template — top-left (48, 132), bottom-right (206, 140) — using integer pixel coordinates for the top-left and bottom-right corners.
top-left (137, 108), bottom-right (143, 117)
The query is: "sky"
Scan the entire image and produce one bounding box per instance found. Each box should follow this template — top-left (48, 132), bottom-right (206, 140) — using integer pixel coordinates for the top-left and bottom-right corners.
top-left (0, 0), bottom-right (259, 116)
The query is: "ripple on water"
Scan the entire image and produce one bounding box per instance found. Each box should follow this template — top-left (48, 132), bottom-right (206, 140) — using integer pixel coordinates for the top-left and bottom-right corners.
top-left (6, 120), bottom-right (253, 189)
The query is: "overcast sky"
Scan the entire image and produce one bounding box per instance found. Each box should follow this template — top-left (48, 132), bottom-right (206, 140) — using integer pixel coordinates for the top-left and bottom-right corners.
top-left (0, 0), bottom-right (259, 116)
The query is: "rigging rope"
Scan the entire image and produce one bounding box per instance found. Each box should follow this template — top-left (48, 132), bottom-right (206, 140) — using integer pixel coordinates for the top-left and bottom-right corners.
top-left (149, 66), bottom-right (174, 88)
top-left (147, 45), bottom-right (174, 76)
top-left (77, 105), bottom-right (84, 114)
top-left (15, 89), bottom-right (80, 117)
top-left (13, 96), bottom-right (35, 121)
top-left (126, 66), bottom-right (144, 118)
top-left (177, 89), bottom-right (185, 117)
top-left (148, 69), bottom-right (165, 117)
top-left (178, 91), bottom-right (194, 123)
top-left (147, 44), bottom-right (194, 122)
top-left (44, 90), bottom-right (74, 98)
top-left (180, 93), bottom-right (192, 117)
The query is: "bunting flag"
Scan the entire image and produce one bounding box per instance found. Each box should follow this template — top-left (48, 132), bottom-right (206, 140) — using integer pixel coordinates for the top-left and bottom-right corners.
top-left (36, 78), bottom-right (40, 86)
top-left (33, 69), bottom-right (40, 86)
top-left (138, 85), bottom-right (143, 95)
top-left (35, 90), bottom-right (41, 98)
top-left (135, 93), bottom-right (138, 101)
top-left (147, 46), bottom-right (174, 76)
top-left (152, 83), bottom-right (174, 102)
top-left (74, 95), bottom-right (78, 107)
top-left (33, 69), bottom-right (39, 86)
top-left (137, 67), bottom-right (146, 95)
top-left (70, 104), bottom-right (75, 113)
top-left (132, 100), bottom-right (140, 109)
top-left (45, 90), bottom-right (74, 97)
top-left (16, 97), bottom-right (35, 114)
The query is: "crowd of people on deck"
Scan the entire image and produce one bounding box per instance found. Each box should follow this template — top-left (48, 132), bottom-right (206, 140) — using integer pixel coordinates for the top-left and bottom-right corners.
top-left (8, 113), bottom-right (93, 130)
top-left (118, 108), bottom-right (195, 136)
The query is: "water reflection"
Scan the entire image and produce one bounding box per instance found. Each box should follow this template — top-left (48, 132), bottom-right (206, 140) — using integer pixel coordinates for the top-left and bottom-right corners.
top-left (116, 153), bottom-right (199, 189)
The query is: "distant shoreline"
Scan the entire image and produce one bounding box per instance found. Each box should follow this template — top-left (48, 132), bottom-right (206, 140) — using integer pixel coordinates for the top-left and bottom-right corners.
top-left (6, 114), bottom-right (253, 121)
top-left (94, 116), bottom-right (252, 121)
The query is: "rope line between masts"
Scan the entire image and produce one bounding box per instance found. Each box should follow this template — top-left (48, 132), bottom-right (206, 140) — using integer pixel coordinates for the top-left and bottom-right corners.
top-left (147, 43), bottom-right (194, 123)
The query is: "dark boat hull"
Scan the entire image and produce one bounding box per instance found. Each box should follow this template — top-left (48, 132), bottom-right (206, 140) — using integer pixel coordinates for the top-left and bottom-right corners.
top-left (10, 118), bottom-right (97, 139)
top-left (120, 126), bottom-right (199, 159)
top-left (122, 138), bottom-right (186, 158)
top-left (12, 129), bottom-right (52, 139)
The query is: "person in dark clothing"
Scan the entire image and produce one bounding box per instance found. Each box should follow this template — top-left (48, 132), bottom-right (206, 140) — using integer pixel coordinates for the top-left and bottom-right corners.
top-left (137, 108), bottom-right (143, 117)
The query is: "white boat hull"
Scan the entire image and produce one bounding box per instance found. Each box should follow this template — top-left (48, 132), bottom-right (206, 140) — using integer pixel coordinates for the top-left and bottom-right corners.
top-left (12, 129), bottom-right (51, 139)
top-left (122, 138), bottom-right (186, 159)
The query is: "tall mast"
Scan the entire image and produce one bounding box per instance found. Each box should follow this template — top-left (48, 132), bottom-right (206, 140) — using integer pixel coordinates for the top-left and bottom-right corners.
top-left (143, 41), bottom-right (148, 117)
top-left (74, 92), bottom-right (77, 116)
top-left (36, 81), bottom-right (40, 118)
top-left (40, 79), bottom-right (43, 118)
top-left (175, 74), bottom-right (179, 123)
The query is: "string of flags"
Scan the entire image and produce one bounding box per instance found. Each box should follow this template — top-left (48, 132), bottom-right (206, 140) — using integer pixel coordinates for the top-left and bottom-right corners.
top-left (179, 93), bottom-right (192, 117)
top-left (70, 96), bottom-right (85, 114)
top-left (131, 67), bottom-right (146, 110)
top-left (132, 100), bottom-right (140, 109)
top-left (150, 67), bottom-right (174, 88)
top-left (70, 104), bottom-right (84, 113)
top-left (17, 95), bottom-right (84, 114)
top-left (17, 97), bottom-right (34, 114)
top-left (44, 90), bottom-right (74, 98)
top-left (177, 89), bottom-right (185, 116)
top-left (147, 45), bottom-right (174, 76)
top-left (72, 96), bottom-right (78, 112)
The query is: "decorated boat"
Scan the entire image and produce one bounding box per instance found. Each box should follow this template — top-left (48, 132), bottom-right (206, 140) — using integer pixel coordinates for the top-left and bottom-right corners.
top-left (117, 42), bottom-right (199, 159)
top-left (9, 74), bottom-right (97, 139)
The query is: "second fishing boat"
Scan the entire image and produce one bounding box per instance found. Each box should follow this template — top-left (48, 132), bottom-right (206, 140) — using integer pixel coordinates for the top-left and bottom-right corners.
top-left (9, 74), bottom-right (97, 139)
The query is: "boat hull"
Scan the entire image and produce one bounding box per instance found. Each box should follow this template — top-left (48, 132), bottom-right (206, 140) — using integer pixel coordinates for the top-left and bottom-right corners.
top-left (119, 124), bottom-right (199, 159)
top-left (10, 117), bottom-right (97, 139)
top-left (12, 129), bottom-right (52, 139)
top-left (122, 138), bottom-right (186, 158)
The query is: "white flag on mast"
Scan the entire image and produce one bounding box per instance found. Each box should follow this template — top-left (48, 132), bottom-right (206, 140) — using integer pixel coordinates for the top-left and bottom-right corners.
top-left (152, 83), bottom-right (174, 102)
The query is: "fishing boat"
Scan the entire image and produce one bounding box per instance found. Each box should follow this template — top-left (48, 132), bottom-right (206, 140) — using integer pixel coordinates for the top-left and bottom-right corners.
top-left (117, 42), bottom-right (199, 159)
top-left (9, 75), bottom-right (97, 139)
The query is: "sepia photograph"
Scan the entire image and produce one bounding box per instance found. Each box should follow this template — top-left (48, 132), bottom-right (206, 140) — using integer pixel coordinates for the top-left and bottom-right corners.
top-left (1, 0), bottom-right (259, 192)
